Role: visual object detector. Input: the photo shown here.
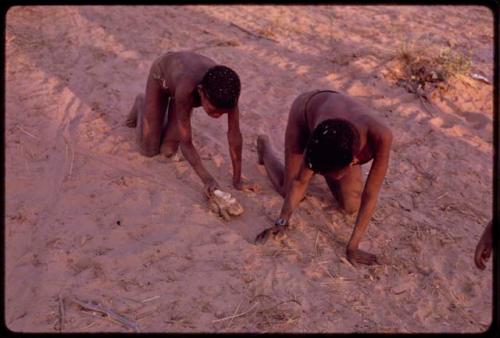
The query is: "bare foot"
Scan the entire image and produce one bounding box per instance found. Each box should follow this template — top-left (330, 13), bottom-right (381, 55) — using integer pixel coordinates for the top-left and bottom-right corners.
top-left (346, 248), bottom-right (379, 266)
top-left (161, 141), bottom-right (179, 158)
top-left (125, 108), bottom-right (138, 128)
top-left (256, 135), bottom-right (269, 165)
top-left (126, 94), bottom-right (144, 128)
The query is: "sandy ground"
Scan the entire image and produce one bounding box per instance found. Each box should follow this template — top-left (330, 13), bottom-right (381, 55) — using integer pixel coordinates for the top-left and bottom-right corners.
top-left (5, 5), bottom-right (495, 333)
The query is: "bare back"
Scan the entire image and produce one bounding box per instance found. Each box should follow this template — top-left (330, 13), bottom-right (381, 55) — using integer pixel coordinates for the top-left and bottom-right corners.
top-left (152, 51), bottom-right (217, 107)
top-left (286, 90), bottom-right (390, 165)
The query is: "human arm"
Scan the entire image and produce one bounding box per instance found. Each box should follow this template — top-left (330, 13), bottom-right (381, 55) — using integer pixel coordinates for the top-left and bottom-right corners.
top-left (226, 105), bottom-right (243, 188)
top-left (346, 128), bottom-right (393, 265)
top-left (255, 163), bottom-right (314, 244)
top-left (227, 105), bottom-right (258, 191)
top-left (176, 97), bottom-right (219, 195)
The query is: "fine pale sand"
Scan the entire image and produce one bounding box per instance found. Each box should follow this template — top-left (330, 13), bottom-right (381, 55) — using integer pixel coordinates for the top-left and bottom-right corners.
top-left (5, 5), bottom-right (494, 333)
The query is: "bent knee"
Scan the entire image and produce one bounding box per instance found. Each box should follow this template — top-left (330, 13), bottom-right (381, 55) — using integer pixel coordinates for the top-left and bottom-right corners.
top-left (139, 145), bottom-right (160, 157)
top-left (343, 204), bottom-right (359, 215)
top-left (341, 196), bottom-right (361, 215)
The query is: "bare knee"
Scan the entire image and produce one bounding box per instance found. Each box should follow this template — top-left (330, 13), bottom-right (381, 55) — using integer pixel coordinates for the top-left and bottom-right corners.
top-left (138, 138), bottom-right (160, 157)
top-left (160, 141), bottom-right (179, 157)
top-left (140, 147), bottom-right (159, 157)
top-left (341, 195), bottom-right (361, 215)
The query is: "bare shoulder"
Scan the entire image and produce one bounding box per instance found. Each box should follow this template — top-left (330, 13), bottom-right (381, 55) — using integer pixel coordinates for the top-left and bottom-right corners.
top-left (162, 51), bottom-right (216, 89)
top-left (285, 92), bottom-right (314, 153)
top-left (363, 114), bottom-right (393, 148)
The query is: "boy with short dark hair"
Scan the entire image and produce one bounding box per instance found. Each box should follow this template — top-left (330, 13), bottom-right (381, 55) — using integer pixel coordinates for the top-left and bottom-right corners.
top-left (255, 89), bottom-right (393, 266)
top-left (127, 51), bottom-right (255, 195)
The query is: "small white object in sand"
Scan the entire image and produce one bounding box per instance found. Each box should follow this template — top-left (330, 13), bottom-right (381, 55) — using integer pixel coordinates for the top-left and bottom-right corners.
top-left (208, 189), bottom-right (244, 220)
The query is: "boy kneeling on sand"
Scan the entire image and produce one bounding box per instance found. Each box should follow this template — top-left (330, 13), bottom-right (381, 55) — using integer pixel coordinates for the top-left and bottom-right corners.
top-left (255, 90), bottom-right (393, 266)
top-left (127, 51), bottom-right (256, 196)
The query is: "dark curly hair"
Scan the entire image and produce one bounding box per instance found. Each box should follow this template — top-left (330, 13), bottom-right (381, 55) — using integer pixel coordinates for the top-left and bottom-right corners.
top-left (304, 118), bottom-right (360, 174)
top-left (201, 65), bottom-right (241, 109)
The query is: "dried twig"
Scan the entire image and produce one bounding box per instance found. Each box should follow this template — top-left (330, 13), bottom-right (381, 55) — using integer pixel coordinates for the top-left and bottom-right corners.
top-left (314, 230), bottom-right (320, 257)
top-left (319, 263), bottom-right (336, 279)
top-left (78, 321), bottom-right (96, 330)
top-left (68, 148), bottom-right (75, 179)
top-left (229, 22), bottom-right (278, 43)
top-left (212, 302), bottom-right (259, 323)
top-left (225, 298), bottom-right (245, 330)
top-left (16, 125), bottom-right (39, 140)
top-left (141, 295), bottom-right (160, 303)
top-left (64, 142), bottom-right (68, 164)
top-left (417, 94), bottom-right (436, 116)
top-left (69, 296), bottom-right (139, 332)
top-left (340, 256), bottom-right (356, 269)
top-left (436, 192), bottom-right (448, 200)
top-left (62, 134), bottom-right (75, 179)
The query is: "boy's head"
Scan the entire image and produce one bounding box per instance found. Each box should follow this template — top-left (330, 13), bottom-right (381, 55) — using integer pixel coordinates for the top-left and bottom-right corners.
top-left (198, 65), bottom-right (241, 117)
top-left (304, 118), bottom-right (360, 175)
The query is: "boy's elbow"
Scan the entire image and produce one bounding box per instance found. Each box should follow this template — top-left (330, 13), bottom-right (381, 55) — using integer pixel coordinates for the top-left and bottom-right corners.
top-left (382, 129), bottom-right (393, 145)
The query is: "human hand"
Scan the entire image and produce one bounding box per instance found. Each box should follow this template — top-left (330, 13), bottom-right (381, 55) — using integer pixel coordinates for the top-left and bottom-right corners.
top-left (254, 224), bottom-right (288, 245)
top-left (346, 247), bottom-right (380, 266)
top-left (475, 224), bottom-right (493, 270)
top-left (204, 179), bottom-right (220, 198)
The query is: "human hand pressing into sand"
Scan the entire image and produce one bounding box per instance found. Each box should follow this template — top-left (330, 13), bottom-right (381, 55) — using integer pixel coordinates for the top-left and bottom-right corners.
top-left (255, 219), bottom-right (288, 244)
top-left (474, 220), bottom-right (492, 270)
top-left (346, 247), bottom-right (380, 266)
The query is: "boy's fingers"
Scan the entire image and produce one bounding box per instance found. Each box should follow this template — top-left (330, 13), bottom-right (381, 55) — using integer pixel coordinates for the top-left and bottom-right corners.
top-left (255, 229), bottom-right (270, 244)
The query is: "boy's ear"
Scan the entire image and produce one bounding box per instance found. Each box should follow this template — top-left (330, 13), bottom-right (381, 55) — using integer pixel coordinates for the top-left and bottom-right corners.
top-left (197, 84), bottom-right (204, 96)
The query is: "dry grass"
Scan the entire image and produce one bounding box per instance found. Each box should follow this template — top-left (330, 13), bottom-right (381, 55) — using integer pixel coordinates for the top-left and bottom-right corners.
top-left (393, 39), bottom-right (472, 96)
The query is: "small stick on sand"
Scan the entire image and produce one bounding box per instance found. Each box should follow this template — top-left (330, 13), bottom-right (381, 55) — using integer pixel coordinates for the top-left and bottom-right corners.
top-left (319, 264), bottom-right (336, 280)
top-left (16, 125), bottom-right (39, 140)
top-left (340, 256), bottom-right (356, 270)
top-left (225, 298), bottom-right (245, 330)
top-left (436, 192), bottom-right (448, 200)
top-left (314, 230), bottom-right (320, 257)
top-left (78, 321), bottom-right (96, 330)
top-left (141, 295), bottom-right (160, 303)
top-left (62, 134), bottom-right (75, 179)
top-left (69, 296), bottom-right (139, 332)
top-left (212, 302), bottom-right (259, 323)
top-left (229, 22), bottom-right (278, 43)
top-left (68, 148), bottom-right (75, 179)
top-left (443, 230), bottom-right (455, 243)
top-left (64, 142), bottom-right (68, 164)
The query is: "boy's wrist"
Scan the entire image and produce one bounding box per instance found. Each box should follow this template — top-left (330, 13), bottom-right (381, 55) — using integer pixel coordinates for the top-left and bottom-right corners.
top-left (275, 218), bottom-right (288, 227)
